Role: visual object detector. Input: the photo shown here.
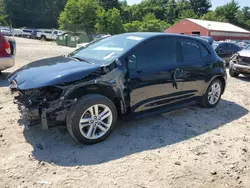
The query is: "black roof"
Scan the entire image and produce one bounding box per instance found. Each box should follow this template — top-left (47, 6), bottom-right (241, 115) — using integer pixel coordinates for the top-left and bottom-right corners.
top-left (117, 32), bottom-right (213, 45)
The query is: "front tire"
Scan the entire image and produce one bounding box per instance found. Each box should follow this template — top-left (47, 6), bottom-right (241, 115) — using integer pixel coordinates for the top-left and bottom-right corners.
top-left (41, 36), bottom-right (46, 41)
top-left (229, 68), bottom-right (239, 78)
top-left (66, 94), bottom-right (117, 144)
top-left (200, 79), bottom-right (223, 108)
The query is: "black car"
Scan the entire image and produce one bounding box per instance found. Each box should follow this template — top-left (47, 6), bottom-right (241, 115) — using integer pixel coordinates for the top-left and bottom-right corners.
top-left (9, 33), bottom-right (227, 144)
top-left (213, 42), bottom-right (242, 63)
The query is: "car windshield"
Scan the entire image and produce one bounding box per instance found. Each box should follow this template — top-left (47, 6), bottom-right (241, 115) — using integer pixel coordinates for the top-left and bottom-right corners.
top-left (212, 43), bottom-right (219, 49)
top-left (69, 35), bottom-right (144, 63)
top-left (245, 45), bottom-right (250, 50)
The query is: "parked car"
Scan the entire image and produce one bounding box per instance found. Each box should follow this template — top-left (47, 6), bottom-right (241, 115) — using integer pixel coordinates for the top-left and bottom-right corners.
top-left (213, 42), bottom-right (242, 63)
top-left (30, 30), bottom-right (41, 39)
top-left (0, 28), bottom-right (12, 36)
top-left (8, 33), bottom-right (227, 144)
top-left (21, 28), bottom-right (35, 38)
top-left (13, 29), bottom-right (23, 37)
top-left (37, 29), bottom-right (65, 41)
top-left (0, 32), bottom-right (15, 72)
top-left (229, 45), bottom-right (250, 78)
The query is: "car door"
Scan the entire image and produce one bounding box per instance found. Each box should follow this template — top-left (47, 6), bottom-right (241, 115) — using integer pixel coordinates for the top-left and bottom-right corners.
top-left (216, 43), bottom-right (229, 61)
top-left (226, 43), bottom-right (239, 59)
top-left (127, 36), bottom-right (185, 114)
top-left (181, 38), bottom-right (213, 99)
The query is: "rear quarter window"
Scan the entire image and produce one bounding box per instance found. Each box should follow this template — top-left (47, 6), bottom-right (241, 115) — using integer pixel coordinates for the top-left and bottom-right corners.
top-left (181, 39), bottom-right (201, 62)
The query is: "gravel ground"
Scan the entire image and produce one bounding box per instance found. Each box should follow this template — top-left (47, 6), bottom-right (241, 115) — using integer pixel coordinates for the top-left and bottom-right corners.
top-left (0, 38), bottom-right (250, 188)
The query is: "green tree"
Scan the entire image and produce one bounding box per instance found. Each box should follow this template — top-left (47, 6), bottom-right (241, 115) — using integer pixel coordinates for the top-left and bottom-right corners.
top-left (59, 0), bottom-right (101, 34)
top-left (123, 21), bottom-right (142, 32)
top-left (189, 0), bottom-right (211, 16)
top-left (236, 6), bottom-right (250, 30)
top-left (95, 8), bottom-right (124, 34)
top-left (178, 9), bottom-right (199, 21)
top-left (0, 0), bottom-right (8, 25)
top-left (139, 19), bottom-right (169, 32)
top-left (98, 0), bottom-right (121, 10)
top-left (214, 0), bottom-right (240, 24)
top-left (201, 11), bottom-right (227, 22)
top-left (4, 0), bottom-right (67, 28)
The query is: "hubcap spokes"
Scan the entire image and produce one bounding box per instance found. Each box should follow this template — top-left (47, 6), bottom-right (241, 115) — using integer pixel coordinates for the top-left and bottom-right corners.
top-left (79, 104), bottom-right (113, 139)
top-left (208, 83), bottom-right (221, 105)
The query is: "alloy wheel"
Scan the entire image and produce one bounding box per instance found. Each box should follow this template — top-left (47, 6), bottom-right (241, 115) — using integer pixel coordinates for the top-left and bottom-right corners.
top-left (79, 104), bottom-right (113, 140)
top-left (208, 82), bottom-right (221, 105)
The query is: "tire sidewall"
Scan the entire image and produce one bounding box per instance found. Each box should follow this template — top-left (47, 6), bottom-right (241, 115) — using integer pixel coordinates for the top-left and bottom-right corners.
top-left (204, 79), bottom-right (223, 108)
top-left (67, 95), bottom-right (117, 144)
top-left (229, 68), bottom-right (239, 77)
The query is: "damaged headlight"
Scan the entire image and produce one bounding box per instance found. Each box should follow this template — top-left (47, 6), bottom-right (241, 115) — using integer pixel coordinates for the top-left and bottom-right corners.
top-left (21, 86), bottom-right (63, 104)
top-left (9, 80), bottom-right (17, 89)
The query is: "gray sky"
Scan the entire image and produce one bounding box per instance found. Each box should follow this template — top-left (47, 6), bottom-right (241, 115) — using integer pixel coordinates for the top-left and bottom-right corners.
top-left (126, 0), bottom-right (250, 9)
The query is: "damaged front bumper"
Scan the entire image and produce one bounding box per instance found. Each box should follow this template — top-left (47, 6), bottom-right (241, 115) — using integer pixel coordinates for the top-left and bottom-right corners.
top-left (230, 54), bottom-right (250, 75)
top-left (12, 87), bottom-right (76, 130)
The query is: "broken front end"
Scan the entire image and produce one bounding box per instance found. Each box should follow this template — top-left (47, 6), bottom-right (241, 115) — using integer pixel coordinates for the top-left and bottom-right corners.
top-left (230, 53), bottom-right (250, 75)
top-left (10, 84), bottom-right (75, 129)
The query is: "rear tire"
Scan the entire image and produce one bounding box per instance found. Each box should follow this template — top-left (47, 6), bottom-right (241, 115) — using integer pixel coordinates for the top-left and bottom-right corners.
top-left (229, 68), bottom-right (239, 78)
top-left (66, 94), bottom-right (117, 145)
top-left (199, 79), bottom-right (223, 108)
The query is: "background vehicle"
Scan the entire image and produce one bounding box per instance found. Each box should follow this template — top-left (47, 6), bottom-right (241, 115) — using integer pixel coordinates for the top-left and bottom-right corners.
top-left (0, 28), bottom-right (12, 36)
top-left (37, 29), bottom-right (65, 41)
top-left (21, 28), bottom-right (35, 38)
top-left (213, 42), bottom-right (242, 63)
top-left (30, 30), bottom-right (41, 39)
top-left (13, 29), bottom-right (22, 37)
top-left (9, 33), bottom-right (226, 144)
top-left (0, 32), bottom-right (15, 72)
top-left (229, 45), bottom-right (250, 78)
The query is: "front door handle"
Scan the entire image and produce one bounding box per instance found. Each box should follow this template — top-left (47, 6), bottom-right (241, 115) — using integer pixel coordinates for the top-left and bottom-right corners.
top-left (137, 70), bottom-right (142, 74)
top-left (171, 69), bottom-right (179, 89)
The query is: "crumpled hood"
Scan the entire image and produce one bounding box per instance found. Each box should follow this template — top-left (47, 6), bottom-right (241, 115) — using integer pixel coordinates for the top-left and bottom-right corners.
top-left (238, 50), bottom-right (250, 57)
top-left (9, 56), bottom-right (101, 90)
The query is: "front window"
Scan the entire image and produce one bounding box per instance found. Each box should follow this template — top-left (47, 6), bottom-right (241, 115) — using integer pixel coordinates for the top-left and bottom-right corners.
top-left (69, 35), bottom-right (144, 63)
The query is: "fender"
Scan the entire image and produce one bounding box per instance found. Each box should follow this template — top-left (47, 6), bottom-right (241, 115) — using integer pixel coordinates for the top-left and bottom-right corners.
top-left (202, 74), bottom-right (227, 95)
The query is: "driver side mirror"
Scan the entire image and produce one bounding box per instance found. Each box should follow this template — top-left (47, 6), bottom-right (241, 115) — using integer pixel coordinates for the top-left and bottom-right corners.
top-left (127, 54), bottom-right (137, 69)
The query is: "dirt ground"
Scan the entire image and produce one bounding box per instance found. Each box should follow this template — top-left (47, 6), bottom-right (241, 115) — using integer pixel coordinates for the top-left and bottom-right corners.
top-left (0, 38), bottom-right (250, 188)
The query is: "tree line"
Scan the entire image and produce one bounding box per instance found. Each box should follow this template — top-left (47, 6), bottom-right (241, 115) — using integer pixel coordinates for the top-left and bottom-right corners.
top-left (0, 0), bottom-right (250, 35)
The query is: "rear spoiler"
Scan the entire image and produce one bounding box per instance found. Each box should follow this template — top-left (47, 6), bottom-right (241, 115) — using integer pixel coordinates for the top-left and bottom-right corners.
top-left (195, 36), bottom-right (214, 45)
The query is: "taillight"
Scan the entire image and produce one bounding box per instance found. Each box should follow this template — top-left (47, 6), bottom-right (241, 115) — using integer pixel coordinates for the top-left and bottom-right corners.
top-left (0, 33), bottom-right (11, 57)
top-left (4, 41), bottom-right (11, 54)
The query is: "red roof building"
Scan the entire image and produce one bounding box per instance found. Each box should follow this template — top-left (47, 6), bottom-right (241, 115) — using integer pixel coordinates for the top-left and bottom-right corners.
top-left (165, 18), bottom-right (250, 41)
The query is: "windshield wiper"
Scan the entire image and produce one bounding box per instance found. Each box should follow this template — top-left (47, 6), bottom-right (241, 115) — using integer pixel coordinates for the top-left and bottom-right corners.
top-left (69, 56), bottom-right (92, 64)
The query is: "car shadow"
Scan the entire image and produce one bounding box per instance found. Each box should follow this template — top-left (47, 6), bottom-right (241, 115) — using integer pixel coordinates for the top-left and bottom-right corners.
top-left (21, 99), bottom-right (248, 166)
top-left (0, 72), bottom-right (10, 87)
top-left (237, 76), bottom-right (250, 82)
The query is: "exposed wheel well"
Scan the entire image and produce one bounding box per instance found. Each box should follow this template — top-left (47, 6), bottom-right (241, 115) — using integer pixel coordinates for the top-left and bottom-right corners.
top-left (66, 84), bottom-right (122, 115)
